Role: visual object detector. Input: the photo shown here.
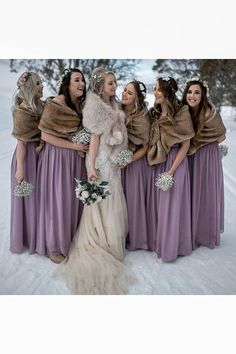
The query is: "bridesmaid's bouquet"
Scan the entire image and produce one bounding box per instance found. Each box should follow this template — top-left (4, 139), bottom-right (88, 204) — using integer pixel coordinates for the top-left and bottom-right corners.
top-left (70, 128), bottom-right (91, 144)
top-left (13, 180), bottom-right (34, 197)
top-left (155, 172), bottom-right (174, 192)
top-left (219, 144), bottom-right (228, 158)
top-left (75, 179), bottom-right (111, 205)
top-left (115, 149), bottom-right (133, 166)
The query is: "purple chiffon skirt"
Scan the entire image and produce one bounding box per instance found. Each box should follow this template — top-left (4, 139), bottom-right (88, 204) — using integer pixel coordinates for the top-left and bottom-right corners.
top-left (188, 142), bottom-right (224, 249)
top-left (121, 155), bottom-right (150, 250)
top-left (10, 142), bottom-right (38, 254)
top-left (36, 143), bottom-right (87, 257)
top-left (146, 145), bottom-right (192, 262)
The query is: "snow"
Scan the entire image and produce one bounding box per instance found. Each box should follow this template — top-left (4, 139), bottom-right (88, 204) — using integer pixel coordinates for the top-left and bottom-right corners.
top-left (0, 61), bottom-right (236, 295)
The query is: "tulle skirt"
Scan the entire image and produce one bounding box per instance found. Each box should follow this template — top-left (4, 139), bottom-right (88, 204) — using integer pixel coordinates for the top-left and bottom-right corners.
top-left (55, 177), bottom-right (135, 294)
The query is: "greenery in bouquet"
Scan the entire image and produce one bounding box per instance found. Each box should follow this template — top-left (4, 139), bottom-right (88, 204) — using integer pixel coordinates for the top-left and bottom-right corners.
top-left (75, 179), bottom-right (111, 205)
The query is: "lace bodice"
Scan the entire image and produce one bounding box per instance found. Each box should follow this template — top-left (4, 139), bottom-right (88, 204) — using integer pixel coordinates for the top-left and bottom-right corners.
top-left (86, 133), bottom-right (121, 182)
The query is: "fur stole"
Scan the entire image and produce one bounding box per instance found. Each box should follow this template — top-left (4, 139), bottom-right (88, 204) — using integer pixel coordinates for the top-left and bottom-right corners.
top-left (188, 102), bottom-right (226, 155)
top-left (82, 92), bottom-right (128, 156)
top-left (39, 98), bottom-right (82, 138)
top-left (126, 108), bottom-right (151, 153)
top-left (12, 104), bottom-right (41, 142)
top-left (148, 105), bottom-right (194, 166)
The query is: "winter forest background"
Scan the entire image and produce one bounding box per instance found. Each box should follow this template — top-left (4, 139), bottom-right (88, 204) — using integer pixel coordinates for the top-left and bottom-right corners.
top-left (8, 59), bottom-right (236, 109)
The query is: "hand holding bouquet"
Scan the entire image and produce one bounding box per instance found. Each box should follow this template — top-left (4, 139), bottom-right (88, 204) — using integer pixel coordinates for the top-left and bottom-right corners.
top-left (155, 172), bottom-right (174, 192)
top-left (219, 144), bottom-right (228, 158)
top-left (115, 149), bottom-right (133, 167)
top-left (70, 128), bottom-right (91, 145)
top-left (13, 180), bottom-right (34, 197)
top-left (75, 179), bottom-right (111, 205)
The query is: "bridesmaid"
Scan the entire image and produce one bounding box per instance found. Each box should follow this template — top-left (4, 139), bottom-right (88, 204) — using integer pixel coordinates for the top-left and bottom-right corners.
top-left (182, 78), bottom-right (226, 249)
top-left (147, 76), bottom-right (194, 262)
top-left (10, 71), bottom-right (44, 254)
top-left (36, 68), bottom-right (88, 263)
top-left (121, 80), bottom-right (150, 250)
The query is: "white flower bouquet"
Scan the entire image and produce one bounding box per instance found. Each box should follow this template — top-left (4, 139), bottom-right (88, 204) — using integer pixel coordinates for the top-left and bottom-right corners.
top-left (219, 144), bottom-right (228, 158)
top-left (13, 180), bottom-right (34, 197)
top-left (75, 179), bottom-right (111, 205)
top-left (115, 149), bottom-right (133, 166)
top-left (155, 172), bottom-right (174, 192)
top-left (70, 128), bottom-right (91, 144)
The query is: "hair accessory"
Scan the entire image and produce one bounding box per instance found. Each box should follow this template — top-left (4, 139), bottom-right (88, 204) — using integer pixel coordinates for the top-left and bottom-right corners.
top-left (92, 73), bottom-right (104, 83)
top-left (137, 81), bottom-right (146, 94)
top-left (17, 72), bottom-right (31, 88)
top-left (186, 77), bottom-right (209, 89)
top-left (160, 76), bottom-right (170, 82)
top-left (57, 68), bottom-right (72, 88)
top-left (159, 76), bottom-right (177, 93)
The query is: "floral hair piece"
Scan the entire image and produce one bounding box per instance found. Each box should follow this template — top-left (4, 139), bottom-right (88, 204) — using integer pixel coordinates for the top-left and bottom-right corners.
top-left (186, 77), bottom-right (209, 89)
top-left (17, 72), bottom-right (31, 88)
top-left (136, 81), bottom-right (146, 94)
top-left (57, 68), bottom-right (72, 88)
top-left (160, 76), bottom-right (170, 82)
top-left (92, 73), bottom-right (104, 83)
top-left (159, 76), bottom-right (176, 93)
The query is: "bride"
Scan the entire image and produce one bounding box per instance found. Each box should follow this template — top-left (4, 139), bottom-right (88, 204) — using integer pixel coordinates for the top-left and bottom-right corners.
top-left (56, 67), bottom-right (135, 294)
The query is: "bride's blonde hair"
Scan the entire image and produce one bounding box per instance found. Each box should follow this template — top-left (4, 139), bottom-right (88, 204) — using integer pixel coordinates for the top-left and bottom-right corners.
top-left (90, 67), bottom-right (117, 98)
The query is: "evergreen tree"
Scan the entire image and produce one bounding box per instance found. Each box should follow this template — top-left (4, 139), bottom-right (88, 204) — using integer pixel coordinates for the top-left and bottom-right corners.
top-left (152, 59), bottom-right (236, 109)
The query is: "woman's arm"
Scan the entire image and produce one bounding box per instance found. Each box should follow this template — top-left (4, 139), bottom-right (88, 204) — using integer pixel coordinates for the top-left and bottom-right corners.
top-left (15, 140), bottom-right (26, 182)
top-left (41, 132), bottom-right (88, 152)
top-left (167, 139), bottom-right (190, 176)
top-left (87, 133), bottom-right (100, 180)
top-left (131, 144), bottom-right (148, 163)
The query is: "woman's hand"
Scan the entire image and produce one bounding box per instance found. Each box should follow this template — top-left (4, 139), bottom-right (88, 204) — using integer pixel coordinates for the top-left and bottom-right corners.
top-left (117, 161), bottom-right (130, 169)
top-left (166, 140), bottom-right (190, 177)
top-left (15, 166), bottom-right (24, 182)
top-left (166, 169), bottom-right (174, 177)
top-left (74, 143), bottom-right (89, 153)
top-left (88, 167), bottom-right (98, 181)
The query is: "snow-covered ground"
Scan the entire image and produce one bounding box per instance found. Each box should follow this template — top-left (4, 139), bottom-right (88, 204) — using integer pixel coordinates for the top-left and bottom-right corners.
top-left (0, 61), bottom-right (236, 295)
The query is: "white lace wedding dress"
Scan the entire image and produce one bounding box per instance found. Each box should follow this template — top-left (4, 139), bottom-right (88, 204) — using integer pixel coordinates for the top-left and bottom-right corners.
top-left (55, 94), bottom-right (135, 294)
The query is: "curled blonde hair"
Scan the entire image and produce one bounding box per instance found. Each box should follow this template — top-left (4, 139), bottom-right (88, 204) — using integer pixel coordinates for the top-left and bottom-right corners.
top-left (90, 67), bottom-right (116, 98)
top-left (13, 71), bottom-right (42, 114)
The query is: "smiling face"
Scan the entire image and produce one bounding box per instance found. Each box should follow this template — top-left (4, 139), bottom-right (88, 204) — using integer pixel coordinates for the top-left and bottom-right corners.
top-left (153, 80), bottom-right (165, 105)
top-left (69, 71), bottom-right (85, 99)
top-left (121, 83), bottom-right (136, 109)
top-left (102, 73), bottom-right (117, 101)
top-left (186, 84), bottom-right (202, 110)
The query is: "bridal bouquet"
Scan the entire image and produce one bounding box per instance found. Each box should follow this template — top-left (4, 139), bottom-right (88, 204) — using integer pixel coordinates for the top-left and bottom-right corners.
top-left (13, 180), bottom-right (34, 197)
top-left (115, 149), bottom-right (133, 166)
top-left (155, 172), bottom-right (174, 192)
top-left (75, 179), bottom-right (111, 205)
top-left (70, 128), bottom-right (91, 144)
top-left (219, 144), bottom-right (228, 158)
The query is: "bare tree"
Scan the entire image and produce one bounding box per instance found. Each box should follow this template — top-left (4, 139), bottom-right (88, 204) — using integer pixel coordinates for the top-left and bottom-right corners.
top-left (10, 59), bottom-right (140, 94)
